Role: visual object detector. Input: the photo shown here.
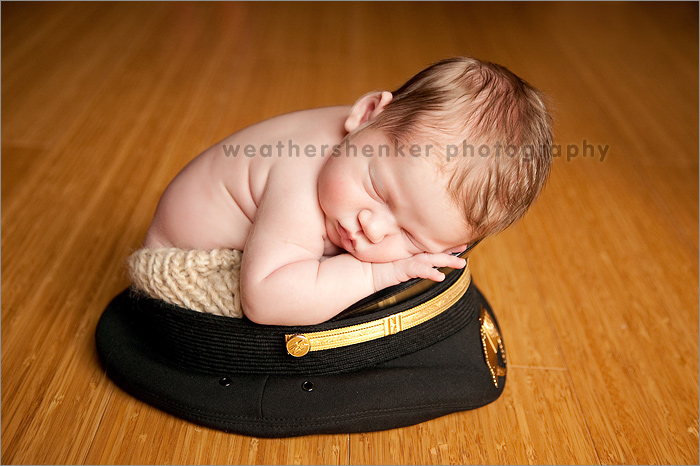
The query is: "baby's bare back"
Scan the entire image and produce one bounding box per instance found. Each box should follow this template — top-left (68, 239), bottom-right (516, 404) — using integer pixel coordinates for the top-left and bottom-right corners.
top-left (144, 106), bottom-right (350, 251)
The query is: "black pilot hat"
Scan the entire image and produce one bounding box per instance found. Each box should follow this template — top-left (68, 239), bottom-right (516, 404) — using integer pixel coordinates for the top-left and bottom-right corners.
top-left (95, 243), bottom-right (507, 437)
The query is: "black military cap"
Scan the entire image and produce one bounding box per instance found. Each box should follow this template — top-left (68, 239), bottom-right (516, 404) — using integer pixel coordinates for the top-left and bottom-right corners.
top-left (95, 247), bottom-right (506, 437)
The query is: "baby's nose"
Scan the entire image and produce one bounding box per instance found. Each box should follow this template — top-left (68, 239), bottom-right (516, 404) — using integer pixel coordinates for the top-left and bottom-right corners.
top-left (358, 209), bottom-right (393, 244)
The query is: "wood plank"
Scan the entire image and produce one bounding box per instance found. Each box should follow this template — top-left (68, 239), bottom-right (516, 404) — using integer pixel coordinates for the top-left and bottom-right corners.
top-left (1, 145), bottom-right (46, 201)
top-left (1, 3), bottom-right (90, 80)
top-left (84, 389), bottom-right (349, 465)
top-left (519, 161), bottom-right (699, 464)
top-left (350, 368), bottom-right (599, 464)
top-left (1, 3), bottom-right (164, 148)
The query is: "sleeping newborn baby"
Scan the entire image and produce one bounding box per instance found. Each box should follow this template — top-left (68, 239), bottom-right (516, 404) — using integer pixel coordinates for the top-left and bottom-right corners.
top-left (133, 57), bottom-right (552, 325)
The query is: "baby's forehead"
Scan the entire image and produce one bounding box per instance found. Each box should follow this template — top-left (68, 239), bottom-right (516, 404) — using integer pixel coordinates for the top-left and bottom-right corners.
top-left (376, 130), bottom-right (472, 169)
top-left (380, 151), bottom-right (453, 186)
top-left (376, 156), bottom-right (471, 249)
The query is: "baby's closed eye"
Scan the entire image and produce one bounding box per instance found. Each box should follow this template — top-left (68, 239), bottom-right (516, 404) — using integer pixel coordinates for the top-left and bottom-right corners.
top-left (443, 244), bottom-right (469, 254)
top-left (401, 229), bottom-right (422, 250)
top-left (366, 170), bottom-right (384, 203)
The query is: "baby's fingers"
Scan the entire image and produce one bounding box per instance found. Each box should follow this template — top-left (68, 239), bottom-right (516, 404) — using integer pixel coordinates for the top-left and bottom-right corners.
top-left (402, 253), bottom-right (466, 282)
top-left (422, 252), bottom-right (467, 270)
top-left (403, 260), bottom-right (446, 282)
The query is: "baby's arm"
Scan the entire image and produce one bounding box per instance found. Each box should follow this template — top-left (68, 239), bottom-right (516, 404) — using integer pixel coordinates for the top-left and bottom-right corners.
top-left (240, 174), bottom-right (465, 325)
top-left (243, 247), bottom-right (465, 326)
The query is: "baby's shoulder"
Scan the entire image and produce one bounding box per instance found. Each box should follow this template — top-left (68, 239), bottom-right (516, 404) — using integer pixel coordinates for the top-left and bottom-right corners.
top-left (255, 105), bottom-right (350, 143)
top-left (231, 105), bottom-right (348, 139)
top-left (244, 105), bottom-right (351, 186)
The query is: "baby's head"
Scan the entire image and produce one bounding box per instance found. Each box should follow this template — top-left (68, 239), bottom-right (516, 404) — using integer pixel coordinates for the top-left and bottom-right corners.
top-left (320, 57), bottom-right (552, 262)
top-left (361, 57), bottom-right (552, 240)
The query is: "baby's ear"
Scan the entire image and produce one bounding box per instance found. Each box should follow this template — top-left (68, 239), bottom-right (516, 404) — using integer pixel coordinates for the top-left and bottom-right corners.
top-left (344, 91), bottom-right (393, 133)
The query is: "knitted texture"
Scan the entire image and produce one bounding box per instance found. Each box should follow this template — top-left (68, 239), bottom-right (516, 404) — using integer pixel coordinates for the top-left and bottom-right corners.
top-left (127, 248), bottom-right (243, 318)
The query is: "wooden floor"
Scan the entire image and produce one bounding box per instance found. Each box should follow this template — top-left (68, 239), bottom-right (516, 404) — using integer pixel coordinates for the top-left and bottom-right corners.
top-left (2, 2), bottom-right (698, 464)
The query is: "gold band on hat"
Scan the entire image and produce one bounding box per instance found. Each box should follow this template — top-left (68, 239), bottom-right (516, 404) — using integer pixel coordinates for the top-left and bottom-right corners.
top-left (285, 260), bottom-right (472, 357)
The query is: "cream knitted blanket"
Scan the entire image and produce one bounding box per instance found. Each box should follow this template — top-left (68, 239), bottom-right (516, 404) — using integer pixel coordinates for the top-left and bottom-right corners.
top-left (127, 248), bottom-right (243, 318)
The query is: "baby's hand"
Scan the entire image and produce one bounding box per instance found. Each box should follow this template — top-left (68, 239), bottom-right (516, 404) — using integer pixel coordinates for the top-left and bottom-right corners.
top-left (370, 252), bottom-right (467, 292)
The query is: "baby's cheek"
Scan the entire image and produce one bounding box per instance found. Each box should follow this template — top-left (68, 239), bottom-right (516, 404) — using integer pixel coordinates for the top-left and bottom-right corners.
top-left (320, 179), bottom-right (353, 214)
top-left (327, 175), bottom-right (352, 198)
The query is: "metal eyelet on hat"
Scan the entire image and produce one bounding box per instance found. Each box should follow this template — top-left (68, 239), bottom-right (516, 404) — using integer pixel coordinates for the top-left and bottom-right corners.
top-left (301, 381), bottom-right (314, 391)
top-left (219, 376), bottom-right (233, 387)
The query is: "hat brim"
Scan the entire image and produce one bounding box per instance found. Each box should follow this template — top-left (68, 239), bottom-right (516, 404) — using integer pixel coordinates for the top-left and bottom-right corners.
top-left (96, 281), bottom-right (505, 437)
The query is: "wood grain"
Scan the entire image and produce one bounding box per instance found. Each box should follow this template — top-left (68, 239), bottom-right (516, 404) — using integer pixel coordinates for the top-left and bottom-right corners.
top-left (2, 2), bottom-right (697, 464)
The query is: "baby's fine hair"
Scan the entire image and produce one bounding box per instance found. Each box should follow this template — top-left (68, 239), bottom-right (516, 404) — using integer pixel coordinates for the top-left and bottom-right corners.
top-left (367, 57), bottom-right (553, 240)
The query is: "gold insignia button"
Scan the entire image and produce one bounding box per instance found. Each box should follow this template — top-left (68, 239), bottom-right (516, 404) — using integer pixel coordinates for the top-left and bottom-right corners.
top-left (286, 334), bottom-right (311, 357)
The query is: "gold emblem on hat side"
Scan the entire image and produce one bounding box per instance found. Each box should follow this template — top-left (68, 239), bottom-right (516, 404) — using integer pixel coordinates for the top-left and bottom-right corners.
top-left (480, 306), bottom-right (507, 387)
